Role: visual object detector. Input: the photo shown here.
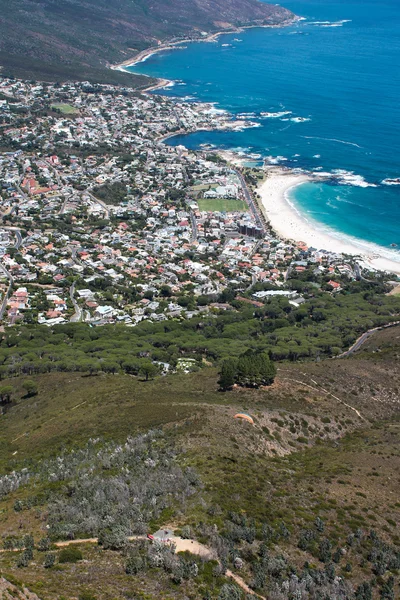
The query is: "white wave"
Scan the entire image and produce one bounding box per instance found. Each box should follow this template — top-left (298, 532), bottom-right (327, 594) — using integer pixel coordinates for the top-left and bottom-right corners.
top-left (265, 155), bottom-right (288, 165)
top-left (329, 169), bottom-right (378, 188)
top-left (285, 188), bottom-right (400, 266)
top-left (382, 178), bottom-right (400, 186)
top-left (301, 135), bottom-right (362, 149)
top-left (309, 19), bottom-right (352, 28)
top-left (260, 111), bottom-right (292, 118)
top-left (313, 154), bottom-right (321, 159)
top-left (290, 117), bottom-right (311, 123)
top-left (237, 112), bottom-right (257, 119)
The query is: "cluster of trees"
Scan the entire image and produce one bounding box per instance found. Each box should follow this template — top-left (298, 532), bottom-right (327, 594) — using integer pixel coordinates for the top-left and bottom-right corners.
top-left (93, 182), bottom-right (127, 205)
top-left (1, 431), bottom-right (199, 542)
top-left (196, 513), bottom-right (399, 600)
top-left (0, 283), bottom-right (398, 381)
top-left (0, 379), bottom-right (37, 407)
top-left (219, 350), bottom-right (276, 391)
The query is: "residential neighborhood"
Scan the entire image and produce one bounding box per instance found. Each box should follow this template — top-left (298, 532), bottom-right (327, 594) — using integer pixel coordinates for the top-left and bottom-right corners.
top-left (0, 78), bottom-right (360, 327)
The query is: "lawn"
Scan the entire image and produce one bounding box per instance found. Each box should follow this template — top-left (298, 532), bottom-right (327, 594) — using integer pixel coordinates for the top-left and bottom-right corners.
top-left (197, 198), bottom-right (248, 212)
top-left (51, 103), bottom-right (79, 114)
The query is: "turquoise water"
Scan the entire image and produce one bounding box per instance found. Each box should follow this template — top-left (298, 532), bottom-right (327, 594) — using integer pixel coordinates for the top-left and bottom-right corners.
top-left (128, 0), bottom-right (400, 257)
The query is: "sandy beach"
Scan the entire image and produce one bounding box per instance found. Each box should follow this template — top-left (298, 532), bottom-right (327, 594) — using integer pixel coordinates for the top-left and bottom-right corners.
top-left (257, 169), bottom-right (400, 276)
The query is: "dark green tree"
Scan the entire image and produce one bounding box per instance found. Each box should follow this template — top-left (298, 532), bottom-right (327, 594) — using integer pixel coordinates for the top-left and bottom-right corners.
top-left (218, 359), bottom-right (237, 391)
top-left (22, 380), bottom-right (38, 397)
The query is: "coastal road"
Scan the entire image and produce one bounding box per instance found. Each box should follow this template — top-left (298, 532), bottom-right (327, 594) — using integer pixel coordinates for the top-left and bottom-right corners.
top-left (336, 320), bottom-right (400, 358)
top-left (236, 169), bottom-right (266, 234)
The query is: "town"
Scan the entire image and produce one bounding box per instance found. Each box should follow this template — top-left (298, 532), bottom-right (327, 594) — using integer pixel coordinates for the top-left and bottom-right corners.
top-left (0, 78), bottom-right (364, 327)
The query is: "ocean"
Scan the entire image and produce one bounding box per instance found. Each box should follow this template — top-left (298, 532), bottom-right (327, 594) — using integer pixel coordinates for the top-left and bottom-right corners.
top-left (127, 0), bottom-right (400, 260)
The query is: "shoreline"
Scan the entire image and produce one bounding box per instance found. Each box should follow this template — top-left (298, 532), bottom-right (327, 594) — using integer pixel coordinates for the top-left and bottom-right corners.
top-left (111, 18), bottom-right (298, 89)
top-left (110, 22), bottom-right (400, 278)
top-left (256, 169), bottom-right (400, 276)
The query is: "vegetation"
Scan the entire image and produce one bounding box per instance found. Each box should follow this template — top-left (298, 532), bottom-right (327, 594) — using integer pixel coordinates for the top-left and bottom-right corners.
top-left (50, 103), bottom-right (79, 115)
top-left (219, 350), bottom-right (276, 390)
top-left (0, 330), bottom-right (399, 598)
top-left (197, 198), bottom-right (248, 212)
top-left (0, 285), bottom-right (398, 379)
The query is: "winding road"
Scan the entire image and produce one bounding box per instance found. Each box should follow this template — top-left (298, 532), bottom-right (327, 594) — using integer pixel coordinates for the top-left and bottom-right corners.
top-left (335, 320), bottom-right (400, 358)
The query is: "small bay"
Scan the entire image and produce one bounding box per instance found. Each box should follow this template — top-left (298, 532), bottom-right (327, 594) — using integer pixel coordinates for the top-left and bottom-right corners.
top-left (128, 0), bottom-right (400, 257)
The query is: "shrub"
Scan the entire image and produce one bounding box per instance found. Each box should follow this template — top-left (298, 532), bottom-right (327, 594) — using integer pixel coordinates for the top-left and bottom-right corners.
top-left (78, 592), bottom-right (97, 600)
top-left (44, 552), bottom-right (56, 568)
top-left (37, 537), bottom-right (51, 552)
top-left (59, 546), bottom-right (83, 563)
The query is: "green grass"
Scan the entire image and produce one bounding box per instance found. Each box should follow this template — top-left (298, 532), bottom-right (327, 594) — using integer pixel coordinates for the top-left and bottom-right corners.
top-left (197, 198), bottom-right (248, 212)
top-left (51, 103), bottom-right (79, 115)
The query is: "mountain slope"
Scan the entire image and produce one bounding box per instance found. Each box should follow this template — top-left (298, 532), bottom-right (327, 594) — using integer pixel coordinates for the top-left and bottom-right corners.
top-left (0, 0), bottom-right (294, 83)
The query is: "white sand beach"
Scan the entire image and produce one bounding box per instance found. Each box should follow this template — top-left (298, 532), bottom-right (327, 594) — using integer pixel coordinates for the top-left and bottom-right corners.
top-left (257, 170), bottom-right (400, 276)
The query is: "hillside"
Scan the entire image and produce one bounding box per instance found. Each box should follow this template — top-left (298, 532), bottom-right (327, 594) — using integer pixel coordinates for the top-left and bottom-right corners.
top-left (0, 328), bottom-right (399, 599)
top-left (0, 0), bottom-right (294, 84)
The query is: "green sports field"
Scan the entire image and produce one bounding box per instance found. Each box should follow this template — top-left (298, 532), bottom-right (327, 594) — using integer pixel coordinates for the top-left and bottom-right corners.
top-left (51, 103), bottom-right (79, 114)
top-left (197, 198), bottom-right (248, 212)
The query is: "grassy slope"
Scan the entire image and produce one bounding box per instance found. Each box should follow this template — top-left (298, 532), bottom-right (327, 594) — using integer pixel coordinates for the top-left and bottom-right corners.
top-left (0, 330), bottom-right (399, 598)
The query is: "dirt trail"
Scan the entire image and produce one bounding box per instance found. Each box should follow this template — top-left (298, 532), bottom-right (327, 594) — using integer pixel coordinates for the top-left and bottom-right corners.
top-left (1, 533), bottom-right (257, 597)
top-left (226, 569), bottom-right (266, 599)
top-left (278, 371), bottom-right (365, 421)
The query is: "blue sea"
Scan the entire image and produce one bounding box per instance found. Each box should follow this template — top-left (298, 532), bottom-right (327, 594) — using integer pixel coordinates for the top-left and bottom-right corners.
top-left (128, 0), bottom-right (400, 260)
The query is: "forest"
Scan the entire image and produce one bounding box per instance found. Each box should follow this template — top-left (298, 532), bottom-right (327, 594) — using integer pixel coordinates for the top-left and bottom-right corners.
top-left (0, 286), bottom-right (399, 381)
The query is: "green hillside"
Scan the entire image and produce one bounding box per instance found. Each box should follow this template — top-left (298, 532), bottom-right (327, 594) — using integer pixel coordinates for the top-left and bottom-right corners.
top-left (0, 329), bottom-right (399, 599)
top-left (0, 0), bottom-right (293, 83)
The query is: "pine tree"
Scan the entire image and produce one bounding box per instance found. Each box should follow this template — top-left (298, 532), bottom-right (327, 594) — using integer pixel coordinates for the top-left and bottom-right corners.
top-left (236, 350), bottom-right (276, 388)
top-left (218, 359), bottom-right (237, 391)
top-left (258, 351), bottom-right (276, 386)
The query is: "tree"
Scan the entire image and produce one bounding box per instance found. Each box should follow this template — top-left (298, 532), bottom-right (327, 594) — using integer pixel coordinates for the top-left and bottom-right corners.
top-left (139, 361), bottom-right (160, 381)
top-left (218, 359), bottom-right (237, 391)
top-left (319, 537), bottom-right (332, 563)
top-left (236, 350), bottom-right (276, 388)
top-left (22, 380), bottom-right (38, 397)
top-left (355, 582), bottom-right (372, 600)
top-left (44, 552), bottom-right (56, 568)
top-left (37, 537), bottom-right (51, 552)
top-left (0, 385), bottom-right (13, 404)
top-left (218, 584), bottom-right (242, 600)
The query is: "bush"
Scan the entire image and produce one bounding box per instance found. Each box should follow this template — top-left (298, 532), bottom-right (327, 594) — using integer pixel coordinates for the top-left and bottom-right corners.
top-left (37, 537), bottom-right (51, 552)
top-left (59, 546), bottom-right (83, 563)
top-left (16, 549), bottom-right (32, 568)
top-left (44, 552), bottom-right (56, 568)
top-left (78, 592), bottom-right (97, 600)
